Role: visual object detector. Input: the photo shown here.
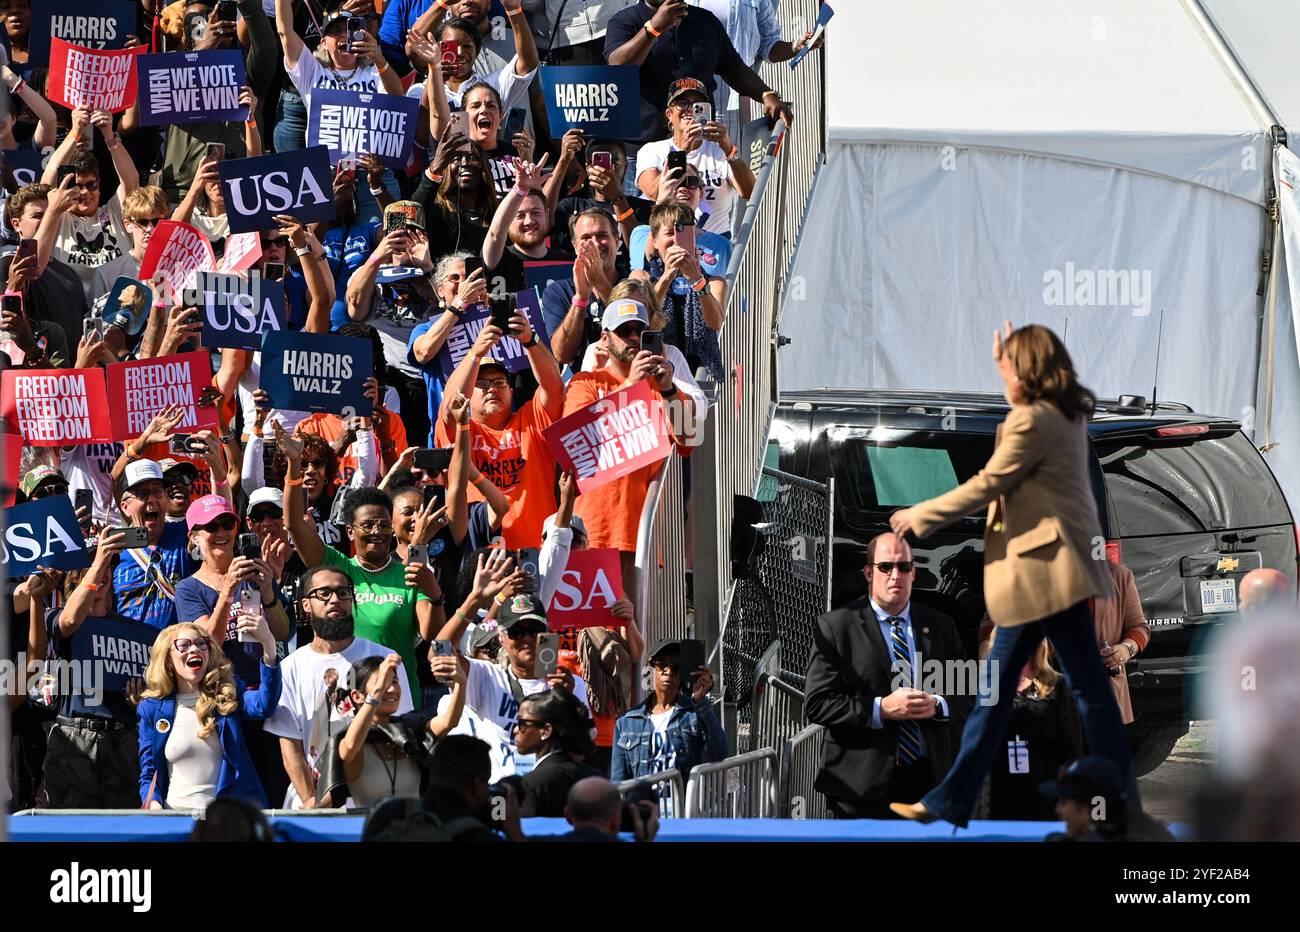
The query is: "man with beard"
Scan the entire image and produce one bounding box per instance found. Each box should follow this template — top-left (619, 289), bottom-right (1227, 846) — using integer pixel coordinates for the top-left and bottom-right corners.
top-left (482, 159), bottom-right (569, 295)
top-left (265, 564), bottom-right (414, 808)
top-left (542, 208), bottom-right (620, 367)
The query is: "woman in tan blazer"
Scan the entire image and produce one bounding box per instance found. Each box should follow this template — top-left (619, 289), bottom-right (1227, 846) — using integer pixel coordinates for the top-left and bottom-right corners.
top-left (888, 323), bottom-right (1139, 826)
top-left (1094, 561), bottom-right (1151, 725)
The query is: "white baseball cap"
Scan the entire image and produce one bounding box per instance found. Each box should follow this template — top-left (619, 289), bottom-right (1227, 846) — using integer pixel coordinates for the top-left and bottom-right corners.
top-left (246, 487), bottom-right (285, 514)
top-left (119, 459), bottom-right (165, 494)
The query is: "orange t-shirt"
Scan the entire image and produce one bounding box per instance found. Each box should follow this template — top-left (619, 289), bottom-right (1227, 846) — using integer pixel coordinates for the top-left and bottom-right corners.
top-left (563, 371), bottom-right (673, 554)
top-left (558, 649), bottom-right (615, 748)
top-left (297, 410), bottom-right (408, 488)
top-left (140, 442), bottom-right (216, 498)
top-left (434, 400), bottom-right (558, 548)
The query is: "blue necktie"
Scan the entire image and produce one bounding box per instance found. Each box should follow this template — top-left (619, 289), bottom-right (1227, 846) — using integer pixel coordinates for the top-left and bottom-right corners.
top-left (889, 616), bottom-right (922, 765)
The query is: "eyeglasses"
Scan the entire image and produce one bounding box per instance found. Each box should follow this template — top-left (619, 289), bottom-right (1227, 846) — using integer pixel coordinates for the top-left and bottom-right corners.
top-left (613, 323), bottom-right (645, 339)
top-left (29, 483), bottom-right (70, 500)
top-left (872, 561), bottom-right (915, 575)
top-left (173, 637), bottom-right (211, 653)
top-left (352, 520), bottom-right (394, 532)
top-left (307, 586), bottom-right (355, 603)
top-left (164, 477), bottom-right (192, 490)
top-left (680, 176), bottom-right (702, 190)
top-left (125, 482), bottom-right (167, 501)
top-left (129, 216), bottom-right (164, 228)
top-left (249, 507), bottom-right (283, 522)
top-left (475, 377), bottom-right (510, 391)
top-left (70, 179), bottom-right (99, 191)
top-left (261, 236), bottom-right (289, 248)
top-left (504, 625), bottom-right (544, 639)
top-left (515, 718), bottom-right (546, 731)
top-left (670, 98), bottom-right (703, 111)
top-left (198, 515), bottom-right (238, 533)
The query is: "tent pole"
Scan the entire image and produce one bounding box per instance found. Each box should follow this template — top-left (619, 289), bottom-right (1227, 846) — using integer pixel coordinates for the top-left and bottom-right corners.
top-left (1181, 0), bottom-right (1280, 130)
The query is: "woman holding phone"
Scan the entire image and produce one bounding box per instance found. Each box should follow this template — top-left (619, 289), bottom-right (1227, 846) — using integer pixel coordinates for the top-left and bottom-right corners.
top-left (315, 651), bottom-right (467, 807)
top-left (888, 323), bottom-right (1138, 827)
top-left (137, 619), bottom-right (281, 810)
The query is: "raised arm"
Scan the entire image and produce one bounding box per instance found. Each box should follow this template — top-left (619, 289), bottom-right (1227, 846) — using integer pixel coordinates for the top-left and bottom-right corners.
top-left (91, 110), bottom-right (138, 196)
top-left (275, 421), bottom-right (327, 568)
top-left (606, 1), bottom-right (687, 66)
top-left (4, 65), bottom-right (57, 149)
top-left (502, 0), bottom-right (539, 75)
top-left (274, 0), bottom-right (306, 70)
top-left (276, 215), bottom-right (334, 333)
top-left (483, 154), bottom-right (548, 268)
top-left (427, 658), bottom-right (467, 737)
top-left (438, 321), bottom-right (502, 433)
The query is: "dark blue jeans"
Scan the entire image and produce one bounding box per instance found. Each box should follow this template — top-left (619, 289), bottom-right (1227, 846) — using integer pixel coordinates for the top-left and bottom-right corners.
top-left (921, 600), bottom-right (1139, 826)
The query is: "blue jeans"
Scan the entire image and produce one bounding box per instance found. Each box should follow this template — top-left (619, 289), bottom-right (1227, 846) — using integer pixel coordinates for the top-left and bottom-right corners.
top-left (274, 89), bottom-right (308, 154)
top-left (921, 600), bottom-right (1139, 827)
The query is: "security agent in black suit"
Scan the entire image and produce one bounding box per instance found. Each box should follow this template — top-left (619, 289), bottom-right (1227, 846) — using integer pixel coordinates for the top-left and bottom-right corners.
top-left (805, 533), bottom-right (971, 818)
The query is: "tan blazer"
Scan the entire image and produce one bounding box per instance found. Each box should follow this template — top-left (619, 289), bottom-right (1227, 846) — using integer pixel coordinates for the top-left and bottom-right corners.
top-left (1092, 562), bottom-right (1151, 724)
top-left (910, 400), bottom-right (1110, 627)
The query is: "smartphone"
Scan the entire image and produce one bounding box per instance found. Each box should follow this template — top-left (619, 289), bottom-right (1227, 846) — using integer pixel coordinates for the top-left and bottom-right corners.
top-left (413, 447), bottom-right (454, 473)
top-left (56, 164), bottom-right (77, 188)
top-left (235, 532), bottom-right (262, 561)
top-left (534, 633), bottom-right (560, 679)
top-left (337, 156), bottom-right (357, 179)
top-left (640, 329), bottom-right (663, 357)
top-left (74, 488), bottom-right (93, 516)
top-left (591, 150), bottom-right (613, 172)
top-left (490, 297), bottom-right (515, 333)
top-left (82, 317), bottom-right (105, 339)
top-left (440, 40), bottom-right (459, 67)
top-left (678, 639), bottom-right (706, 690)
top-left (432, 639), bottom-right (455, 683)
top-left (215, 0), bottom-right (237, 23)
top-left (666, 150), bottom-right (688, 174)
top-left (108, 526), bottom-right (150, 548)
top-left (408, 544), bottom-right (429, 566)
top-left (171, 433), bottom-right (209, 455)
top-left (691, 101), bottom-right (713, 125)
top-left (675, 219), bottom-right (696, 254)
top-left (447, 110), bottom-right (468, 138)
top-left (15, 239), bottom-right (36, 263)
top-left (516, 547), bottom-right (540, 578)
top-left (502, 107), bottom-right (527, 139)
top-left (343, 16), bottom-right (367, 54)
top-left (383, 210), bottom-right (407, 234)
top-left (422, 483), bottom-right (445, 512)
top-left (263, 262), bottom-right (285, 282)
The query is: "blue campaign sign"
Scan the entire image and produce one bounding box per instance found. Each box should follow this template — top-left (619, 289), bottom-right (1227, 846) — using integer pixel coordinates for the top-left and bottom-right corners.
top-left (3, 149), bottom-right (46, 189)
top-left (790, 3), bottom-right (834, 69)
top-left (70, 616), bottom-right (156, 694)
top-left (219, 146), bottom-right (337, 234)
top-left (27, 0), bottom-right (136, 68)
top-left (540, 65), bottom-right (641, 140)
top-left (435, 289), bottom-right (550, 380)
top-left (0, 497), bottom-right (92, 578)
top-left (523, 260), bottom-right (573, 296)
top-left (194, 271), bottom-right (287, 351)
top-left (137, 50), bottom-right (248, 126)
top-left (260, 331), bottom-right (374, 416)
top-left (308, 88), bottom-right (421, 171)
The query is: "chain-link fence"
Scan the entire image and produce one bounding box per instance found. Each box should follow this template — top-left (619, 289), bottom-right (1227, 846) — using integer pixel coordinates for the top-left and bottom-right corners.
top-left (721, 467), bottom-right (833, 721)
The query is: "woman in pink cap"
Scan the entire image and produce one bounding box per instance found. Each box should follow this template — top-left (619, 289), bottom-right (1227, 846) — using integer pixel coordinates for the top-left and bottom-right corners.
top-left (175, 493), bottom-right (294, 805)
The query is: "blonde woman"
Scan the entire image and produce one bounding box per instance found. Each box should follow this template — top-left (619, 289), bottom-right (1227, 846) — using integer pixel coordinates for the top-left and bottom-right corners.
top-left (137, 619), bottom-right (281, 810)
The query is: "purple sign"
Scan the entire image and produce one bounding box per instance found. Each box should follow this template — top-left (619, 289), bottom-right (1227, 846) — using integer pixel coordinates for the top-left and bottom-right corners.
top-left (137, 50), bottom-right (248, 126)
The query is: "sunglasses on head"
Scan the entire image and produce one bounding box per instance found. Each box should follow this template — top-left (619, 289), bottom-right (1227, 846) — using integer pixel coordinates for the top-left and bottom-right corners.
top-left (872, 561), bottom-right (915, 574)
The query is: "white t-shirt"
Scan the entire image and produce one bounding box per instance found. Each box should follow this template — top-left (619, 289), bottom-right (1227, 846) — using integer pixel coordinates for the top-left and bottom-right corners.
top-left (62, 441), bottom-right (128, 524)
top-left (407, 60), bottom-right (537, 124)
top-left (55, 190), bottom-right (129, 291)
top-left (635, 139), bottom-right (736, 235)
top-left (461, 658), bottom-right (589, 779)
top-left (164, 693), bottom-right (223, 811)
top-left (286, 51), bottom-right (384, 117)
top-left (263, 636), bottom-right (413, 808)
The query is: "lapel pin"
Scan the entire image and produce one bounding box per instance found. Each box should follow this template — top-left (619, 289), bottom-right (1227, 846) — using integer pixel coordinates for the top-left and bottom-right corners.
top-left (156, 719), bottom-right (171, 734)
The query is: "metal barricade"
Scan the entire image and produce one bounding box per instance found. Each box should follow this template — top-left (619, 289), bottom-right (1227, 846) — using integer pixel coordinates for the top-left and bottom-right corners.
top-left (748, 673), bottom-right (808, 756)
top-left (635, 454), bottom-right (692, 664)
top-left (617, 769), bottom-right (685, 820)
top-left (684, 748), bottom-right (778, 818)
top-left (778, 724), bottom-right (828, 820)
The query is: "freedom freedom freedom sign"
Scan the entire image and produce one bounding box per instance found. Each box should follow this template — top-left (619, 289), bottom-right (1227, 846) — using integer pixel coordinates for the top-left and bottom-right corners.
top-left (1, 367), bottom-right (113, 446)
top-left (259, 331), bottom-right (374, 416)
top-left (539, 65), bottom-right (640, 139)
top-left (105, 351), bottom-right (219, 440)
top-left (0, 496), bottom-right (92, 579)
top-left (137, 50), bottom-right (248, 126)
top-left (543, 379), bottom-right (671, 493)
top-left (307, 89), bottom-right (421, 170)
top-left (47, 39), bottom-right (144, 113)
top-left (26, 0), bottom-right (136, 68)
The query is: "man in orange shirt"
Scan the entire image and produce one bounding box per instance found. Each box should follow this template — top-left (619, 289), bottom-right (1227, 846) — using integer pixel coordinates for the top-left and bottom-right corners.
top-left (564, 298), bottom-right (695, 603)
top-left (434, 305), bottom-right (565, 548)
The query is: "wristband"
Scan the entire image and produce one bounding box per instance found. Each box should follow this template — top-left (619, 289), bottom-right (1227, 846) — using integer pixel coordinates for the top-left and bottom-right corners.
top-left (571, 297), bottom-right (589, 308)
top-left (428, 595), bottom-right (446, 607)
top-left (126, 443), bottom-right (142, 461)
top-left (294, 244), bottom-right (313, 257)
top-left (376, 60), bottom-right (391, 75)
top-left (435, 0), bottom-right (449, 8)
top-left (106, 137), bottom-right (122, 150)
top-left (507, 6), bottom-right (524, 15)
top-left (727, 144), bottom-right (739, 160)
top-left (512, 184), bottom-right (531, 198)
top-left (457, 423), bottom-right (473, 433)
top-left (521, 332), bottom-right (539, 348)
top-left (452, 608), bottom-right (469, 625)
top-left (661, 384), bottom-right (679, 398)
top-left (691, 275), bottom-right (707, 293)
top-left (286, 475), bottom-right (304, 487)
top-left (645, 22), bottom-right (662, 38)
top-left (262, 595), bottom-right (278, 608)
top-left (9, 79), bottom-right (24, 96)
top-left (494, 592), bottom-right (508, 606)
top-left (364, 695), bottom-right (383, 708)
top-left (426, 169), bottom-right (444, 183)
top-left (614, 205), bottom-right (635, 222)
top-left (245, 118), bottom-right (258, 127)
top-left (369, 185), bottom-right (385, 196)
top-left (81, 579), bottom-right (102, 592)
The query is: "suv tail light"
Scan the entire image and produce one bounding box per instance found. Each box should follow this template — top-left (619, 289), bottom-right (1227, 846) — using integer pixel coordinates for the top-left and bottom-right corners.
top-left (1155, 424), bottom-right (1209, 437)
top-left (1105, 540), bottom-right (1122, 565)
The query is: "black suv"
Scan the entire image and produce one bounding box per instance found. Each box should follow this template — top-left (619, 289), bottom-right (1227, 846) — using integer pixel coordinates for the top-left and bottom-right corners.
top-left (769, 389), bottom-right (1298, 774)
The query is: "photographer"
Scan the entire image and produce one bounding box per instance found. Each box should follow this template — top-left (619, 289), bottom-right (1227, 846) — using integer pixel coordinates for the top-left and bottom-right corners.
top-left (543, 776), bottom-right (660, 843)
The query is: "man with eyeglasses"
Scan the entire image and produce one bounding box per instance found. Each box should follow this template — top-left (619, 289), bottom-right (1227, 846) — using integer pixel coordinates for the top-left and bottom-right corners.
top-left (39, 110), bottom-right (140, 291)
top-left (87, 186), bottom-right (173, 307)
top-left (265, 564), bottom-right (413, 808)
top-left (804, 532), bottom-right (970, 820)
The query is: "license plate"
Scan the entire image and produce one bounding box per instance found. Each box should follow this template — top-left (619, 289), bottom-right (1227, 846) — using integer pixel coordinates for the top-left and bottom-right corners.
top-left (1200, 578), bottom-right (1237, 614)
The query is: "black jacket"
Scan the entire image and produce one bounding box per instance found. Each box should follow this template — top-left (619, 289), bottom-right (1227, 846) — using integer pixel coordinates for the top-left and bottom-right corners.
top-left (519, 752), bottom-right (602, 818)
top-left (804, 598), bottom-right (971, 806)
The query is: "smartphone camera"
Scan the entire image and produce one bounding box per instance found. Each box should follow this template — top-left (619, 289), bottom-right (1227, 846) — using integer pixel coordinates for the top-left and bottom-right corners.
top-left (215, 0), bottom-right (237, 23)
top-left (440, 40), bottom-right (459, 67)
top-left (591, 151), bottom-right (613, 172)
top-left (235, 532), bottom-right (262, 561)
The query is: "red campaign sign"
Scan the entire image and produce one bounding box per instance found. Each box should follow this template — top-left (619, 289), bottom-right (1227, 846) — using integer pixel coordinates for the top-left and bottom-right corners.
top-left (548, 548), bottom-right (626, 633)
top-left (47, 39), bottom-right (144, 114)
top-left (105, 351), bottom-right (219, 441)
top-left (140, 220), bottom-right (214, 307)
top-left (543, 380), bottom-right (671, 494)
top-left (0, 368), bottom-right (113, 447)
top-left (216, 232), bottom-right (262, 273)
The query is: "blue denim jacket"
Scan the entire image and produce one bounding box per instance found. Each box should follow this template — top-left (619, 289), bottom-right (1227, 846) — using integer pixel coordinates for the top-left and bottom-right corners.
top-left (716, 0), bottom-right (784, 111)
top-left (611, 693), bottom-right (727, 782)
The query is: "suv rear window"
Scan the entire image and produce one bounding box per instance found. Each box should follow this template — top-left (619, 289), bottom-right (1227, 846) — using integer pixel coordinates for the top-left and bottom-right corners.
top-left (831, 431), bottom-right (994, 528)
top-left (1095, 431), bottom-right (1289, 536)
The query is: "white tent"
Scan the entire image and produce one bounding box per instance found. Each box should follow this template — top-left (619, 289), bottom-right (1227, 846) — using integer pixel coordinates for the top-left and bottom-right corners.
top-left (781, 0), bottom-right (1300, 505)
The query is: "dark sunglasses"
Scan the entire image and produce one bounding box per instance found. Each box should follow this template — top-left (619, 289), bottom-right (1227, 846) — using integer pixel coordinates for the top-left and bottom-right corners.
top-left (504, 624), bottom-right (545, 639)
top-left (872, 561), bottom-right (915, 575)
top-left (515, 718), bottom-right (547, 730)
top-left (29, 483), bottom-right (70, 499)
top-left (130, 216), bottom-right (165, 228)
top-left (249, 507), bottom-right (284, 522)
top-left (71, 179), bottom-right (99, 191)
top-left (261, 236), bottom-right (289, 248)
top-left (198, 515), bottom-right (238, 533)
top-left (680, 176), bottom-right (702, 190)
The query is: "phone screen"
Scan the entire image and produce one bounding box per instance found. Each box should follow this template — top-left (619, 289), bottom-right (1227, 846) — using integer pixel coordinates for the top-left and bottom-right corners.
top-left (263, 263), bottom-right (286, 282)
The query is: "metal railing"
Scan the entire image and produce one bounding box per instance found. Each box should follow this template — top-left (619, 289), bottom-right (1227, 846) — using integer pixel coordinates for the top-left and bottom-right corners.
top-left (630, 0), bottom-right (827, 739)
top-left (616, 769), bottom-right (685, 819)
top-left (748, 672), bottom-right (809, 756)
top-left (778, 724), bottom-right (828, 819)
top-left (683, 748), bottom-right (778, 818)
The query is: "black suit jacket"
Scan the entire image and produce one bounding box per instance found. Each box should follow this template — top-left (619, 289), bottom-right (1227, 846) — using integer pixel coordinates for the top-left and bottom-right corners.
top-left (519, 753), bottom-right (603, 818)
top-left (804, 598), bottom-right (971, 807)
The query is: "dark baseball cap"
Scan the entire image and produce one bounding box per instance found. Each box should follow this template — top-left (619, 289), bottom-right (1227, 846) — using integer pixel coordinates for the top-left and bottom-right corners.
top-left (1039, 756), bottom-right (1124, 802)
top-left (498, 592), bottom-right (547, 634)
